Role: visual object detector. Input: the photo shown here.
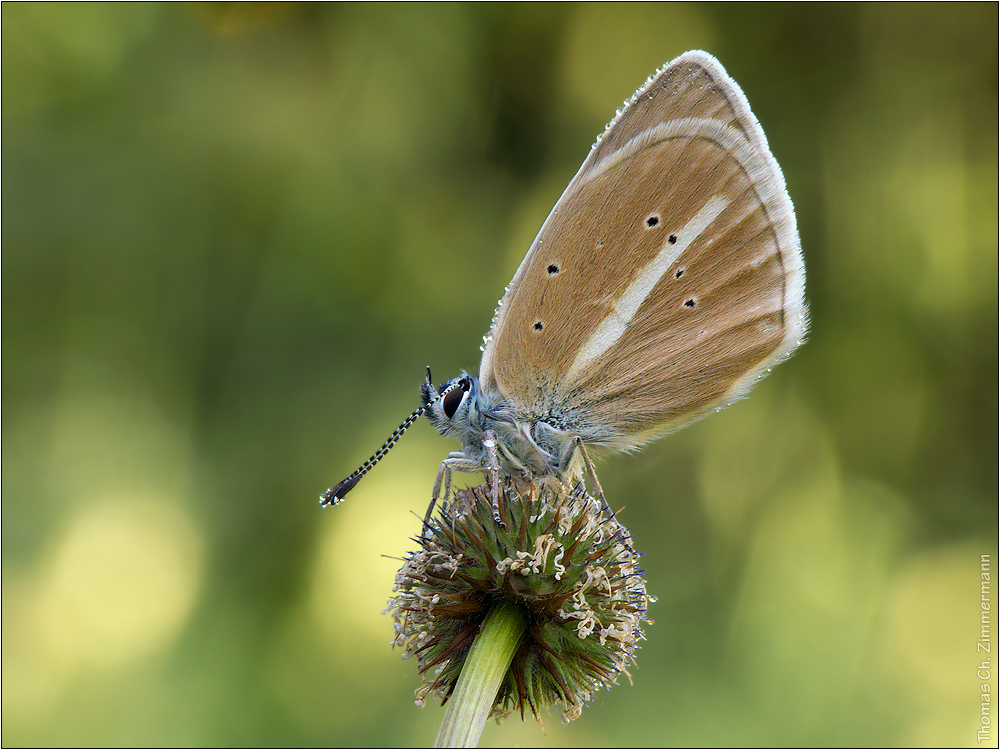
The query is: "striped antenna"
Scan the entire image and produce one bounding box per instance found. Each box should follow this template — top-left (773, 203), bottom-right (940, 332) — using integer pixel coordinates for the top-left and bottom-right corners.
top-left (319, 369), bottom-right (459, 508)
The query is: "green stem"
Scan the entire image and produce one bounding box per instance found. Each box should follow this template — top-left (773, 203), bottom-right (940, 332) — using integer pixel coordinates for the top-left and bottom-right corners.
top-left (434, 602), bottom-right (528, 748)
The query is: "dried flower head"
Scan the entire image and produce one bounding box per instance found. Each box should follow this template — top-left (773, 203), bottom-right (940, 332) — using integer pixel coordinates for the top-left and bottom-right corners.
top-left (384, 476), bottom-right (654, 724)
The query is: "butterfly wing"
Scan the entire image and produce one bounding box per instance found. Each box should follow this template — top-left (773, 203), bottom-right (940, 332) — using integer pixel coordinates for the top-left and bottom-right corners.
top-left (479, 50), bottom-right (807, 450)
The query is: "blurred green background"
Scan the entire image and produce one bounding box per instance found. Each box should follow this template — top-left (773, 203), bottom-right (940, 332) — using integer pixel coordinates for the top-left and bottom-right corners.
top-left (3, 3), bottom-right (997, 747)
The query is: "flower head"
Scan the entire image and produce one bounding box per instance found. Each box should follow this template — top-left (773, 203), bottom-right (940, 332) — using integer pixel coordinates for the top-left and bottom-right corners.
top-left (384, 476), bottom-right (654, 723)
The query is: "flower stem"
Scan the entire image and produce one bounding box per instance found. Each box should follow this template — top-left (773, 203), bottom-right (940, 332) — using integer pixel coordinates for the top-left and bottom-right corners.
top-left (434, 601), bottom-right (528, 748)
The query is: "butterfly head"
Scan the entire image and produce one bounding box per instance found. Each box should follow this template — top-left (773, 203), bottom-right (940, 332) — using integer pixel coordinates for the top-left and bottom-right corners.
top-left (421, 370), bottom-right (478, 441)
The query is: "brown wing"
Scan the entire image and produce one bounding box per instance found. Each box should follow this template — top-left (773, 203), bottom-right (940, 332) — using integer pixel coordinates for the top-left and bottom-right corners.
top-left (479, 51), bottom-right (806, 449)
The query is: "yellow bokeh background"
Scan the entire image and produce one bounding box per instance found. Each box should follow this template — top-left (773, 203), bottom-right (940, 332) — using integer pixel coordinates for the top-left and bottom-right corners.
top-left (3, 4), bottom-right (996, 747)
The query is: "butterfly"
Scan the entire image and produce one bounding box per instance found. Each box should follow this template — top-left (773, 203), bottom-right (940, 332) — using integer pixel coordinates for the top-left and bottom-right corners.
top-left (322, 50), bottom-right (807, 524)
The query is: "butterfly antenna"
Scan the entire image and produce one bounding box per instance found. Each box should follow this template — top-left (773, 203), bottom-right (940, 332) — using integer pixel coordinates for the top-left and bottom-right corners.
top-left (319, 368), bottom-right (458, 508)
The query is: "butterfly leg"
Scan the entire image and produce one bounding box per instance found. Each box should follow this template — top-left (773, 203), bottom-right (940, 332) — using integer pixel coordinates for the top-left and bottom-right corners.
top-left (571, 437), bottom-right (611, 516)
top-left (424, 452), bottom-right (483, 532)
top-left (424, 460), bottom-right (453, 533)
top-left (572, 437), bottom-right (636, 553)
top-left (481, 430), bottom-right (505, 527)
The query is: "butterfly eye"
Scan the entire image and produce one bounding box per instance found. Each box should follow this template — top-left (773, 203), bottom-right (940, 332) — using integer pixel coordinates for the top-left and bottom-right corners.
top-left (441, 380), bottom-right (469, 419)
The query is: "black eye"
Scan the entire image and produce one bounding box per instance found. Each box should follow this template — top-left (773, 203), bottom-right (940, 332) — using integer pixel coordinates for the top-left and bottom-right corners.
top-left (441, 380), bottom-right (469, 419)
